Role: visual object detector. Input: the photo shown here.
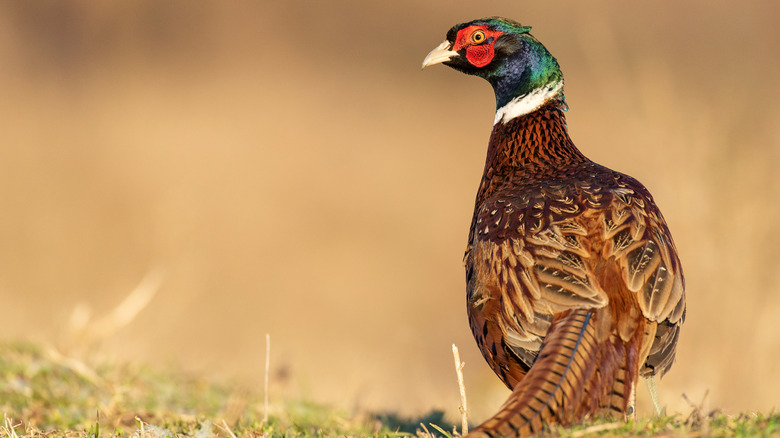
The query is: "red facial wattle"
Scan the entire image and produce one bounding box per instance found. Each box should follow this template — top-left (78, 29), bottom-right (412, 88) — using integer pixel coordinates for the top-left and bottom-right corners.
top-left (465, 44), bottom-right (494, 68)
top-left (452, 25), bottom-right (503, 68)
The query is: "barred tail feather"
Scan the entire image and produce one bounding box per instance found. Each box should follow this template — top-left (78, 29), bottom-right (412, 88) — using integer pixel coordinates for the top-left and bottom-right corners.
top-left (467, 309), bottom-right (636, 437)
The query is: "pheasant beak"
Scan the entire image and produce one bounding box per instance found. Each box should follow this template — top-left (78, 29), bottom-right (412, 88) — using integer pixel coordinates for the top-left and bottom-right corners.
top-left (422, 40), bottom-right (458, 69)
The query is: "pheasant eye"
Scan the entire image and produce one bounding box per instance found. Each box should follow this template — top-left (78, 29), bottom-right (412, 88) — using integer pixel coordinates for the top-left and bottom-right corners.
top-left (472, 30), bottom-right (486, 44)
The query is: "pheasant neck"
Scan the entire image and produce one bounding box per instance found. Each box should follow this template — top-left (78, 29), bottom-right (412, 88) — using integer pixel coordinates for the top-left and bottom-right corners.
top-left (483, 99), bottom-right (589, 180)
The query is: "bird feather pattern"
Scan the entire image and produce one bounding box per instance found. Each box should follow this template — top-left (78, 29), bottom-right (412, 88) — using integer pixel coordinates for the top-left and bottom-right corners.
top-left (424, 17), bottom-right (686, 436)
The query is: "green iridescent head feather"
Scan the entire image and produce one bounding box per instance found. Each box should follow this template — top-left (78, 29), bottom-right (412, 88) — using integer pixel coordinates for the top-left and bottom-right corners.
top-left (444, 17), bottom-right (564, 110)
top-left (475, 16), bottom-right (532, 34)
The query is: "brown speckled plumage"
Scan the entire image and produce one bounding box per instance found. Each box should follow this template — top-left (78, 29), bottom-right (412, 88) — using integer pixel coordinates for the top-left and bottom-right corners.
top-left (423, 18), bottom-right (686, 436)
top-left (463, 99), bottom-right (685, 436)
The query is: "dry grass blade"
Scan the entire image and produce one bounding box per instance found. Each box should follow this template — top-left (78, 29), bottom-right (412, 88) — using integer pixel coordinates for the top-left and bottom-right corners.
top-left (2, 415), bottom-right (21, 438)
top-left (646, 376), bottom-right (662, 416)
top-left (219, 420), bottom-right (238, 438)
top-left (418, 422), bottom-right (433, 438)
top-left (451, 344), bottom-right (468, 436)
top-left (43, 346), bottom-right (102, 385)
top-left (63, 268), bottom-right (164, 356)
top-left (264, 333), bottom-right (271, 425)
top-left (569, 422), bottom-right (622, 437)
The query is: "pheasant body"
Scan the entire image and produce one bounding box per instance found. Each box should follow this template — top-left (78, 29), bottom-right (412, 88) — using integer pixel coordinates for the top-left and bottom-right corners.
top-left (423, 17), bottom-right (685, 436)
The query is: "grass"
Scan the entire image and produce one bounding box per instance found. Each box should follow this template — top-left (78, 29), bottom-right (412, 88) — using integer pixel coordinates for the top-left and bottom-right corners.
top-left (0, 341), bottom-right (397, 437)
top-left (1, 341), bottom-right (777, 437)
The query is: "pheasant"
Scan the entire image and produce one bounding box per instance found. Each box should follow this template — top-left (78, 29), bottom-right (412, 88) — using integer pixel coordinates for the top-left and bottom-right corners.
top-left (423, 17), bottom-right (686, 436)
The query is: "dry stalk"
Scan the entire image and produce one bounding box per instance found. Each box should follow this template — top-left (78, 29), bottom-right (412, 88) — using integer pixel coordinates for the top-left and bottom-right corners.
top-left (452, 344), bottom-right (468, 435)
top-left (646, 375), bottom-right (662, 416)
top-left (264, 333), bottom-right (271, 425)
top-left (219, 420), bottom-right (238, 438)
top-left (3, 414), bottom-right (21, 438)
top-left (418, 422), bottom-right (433, 438)
top-left (64, 267), bottom-right (164, 355)
top-left (569, 422), bottom-right (622, 437)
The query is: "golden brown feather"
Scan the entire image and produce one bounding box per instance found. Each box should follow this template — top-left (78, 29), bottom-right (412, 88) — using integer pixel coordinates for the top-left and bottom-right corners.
top-left (464, 99), bottom-right (685, 437)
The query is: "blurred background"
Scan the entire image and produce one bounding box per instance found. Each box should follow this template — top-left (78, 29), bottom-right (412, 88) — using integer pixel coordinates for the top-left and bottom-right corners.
top-left (1, 0), bottom-right (778, 423)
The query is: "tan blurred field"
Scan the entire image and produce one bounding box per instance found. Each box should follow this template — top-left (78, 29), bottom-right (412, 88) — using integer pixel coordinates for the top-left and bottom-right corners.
top-left (1, 0), bottom-right (778, 423)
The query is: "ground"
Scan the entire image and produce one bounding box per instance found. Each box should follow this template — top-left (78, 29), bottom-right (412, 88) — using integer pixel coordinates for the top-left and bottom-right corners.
top-left (1, 342), bottom-right (777, 437)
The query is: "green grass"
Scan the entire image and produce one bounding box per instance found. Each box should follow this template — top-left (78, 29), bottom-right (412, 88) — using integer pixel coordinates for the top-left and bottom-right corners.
top-left (0, 341), bottom-right (398, 437)
top-left (1, 341), bottom-right (777, 437)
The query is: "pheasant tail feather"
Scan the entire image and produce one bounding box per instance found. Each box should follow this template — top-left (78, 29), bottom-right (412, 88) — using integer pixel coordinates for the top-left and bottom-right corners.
top-left (467, 309), bottom-right (637, 438)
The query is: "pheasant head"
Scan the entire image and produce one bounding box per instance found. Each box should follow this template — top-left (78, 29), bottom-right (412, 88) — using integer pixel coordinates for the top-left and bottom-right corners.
top-left (423, 17), bottom-right (565, 124)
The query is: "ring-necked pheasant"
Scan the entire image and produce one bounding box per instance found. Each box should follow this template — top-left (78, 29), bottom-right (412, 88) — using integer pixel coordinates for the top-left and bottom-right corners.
top-left (423, 17), bottom-right (686, 437)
